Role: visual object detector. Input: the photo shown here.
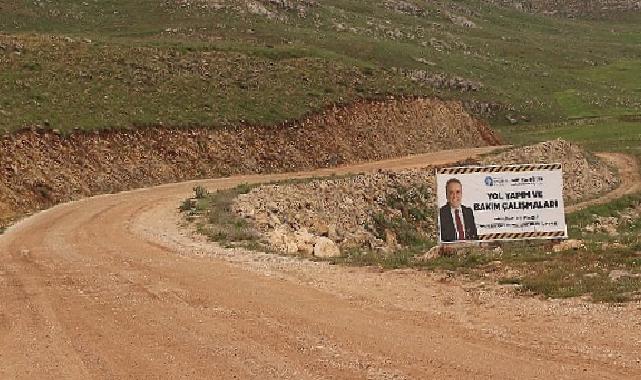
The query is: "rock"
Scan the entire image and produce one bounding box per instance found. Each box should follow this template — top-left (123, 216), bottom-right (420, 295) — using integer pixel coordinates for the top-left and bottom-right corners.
top-left (485, 0), bottom-right (641, 18)
top-left (449, 14), bottom-right (476, 28)
top-left (284, 236), bottom-right (299, 254)
top-left (384, 228), bottom-right (398, 249)
top-left (298, 242), bottom-right (314, 255)
top-left (327, 224), bottom-right (339, 240)
top-left (608, 270), bottom-right (637, 281)
top-left (294, 228), bottom-right (315, 254)
top-left (420, 245), bottom-right (441, 260)
top-left (313, 221), bottom-right (330, 236)
top-left (552, 239), bottom-right (585, 252)
top-left (384, 0), bottom-right (426, 16)
top-left (506, 115), bottom-right (518, 124)
top-left (313, 237), bottom-right (341, 258)
top-left (267, 228), bottom-right (286, 247)
top-left (601, 242), bottom-right (626, 250)
top-left (407, 70), bottom-right (482, 92)
top-left (294, 227), bottom-right (314, 243)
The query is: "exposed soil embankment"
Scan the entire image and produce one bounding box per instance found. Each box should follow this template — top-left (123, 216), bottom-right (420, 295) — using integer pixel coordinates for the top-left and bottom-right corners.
top-left (0, 97), bottom-right (500, 227)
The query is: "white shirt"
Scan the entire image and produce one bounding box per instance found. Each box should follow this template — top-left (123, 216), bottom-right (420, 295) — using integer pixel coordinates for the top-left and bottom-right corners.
top-left (449, 206), bottom-right (466, 239)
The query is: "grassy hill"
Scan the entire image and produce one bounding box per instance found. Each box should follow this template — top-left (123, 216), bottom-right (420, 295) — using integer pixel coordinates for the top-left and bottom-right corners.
top-left (1, 0), bottom-right (640, 154)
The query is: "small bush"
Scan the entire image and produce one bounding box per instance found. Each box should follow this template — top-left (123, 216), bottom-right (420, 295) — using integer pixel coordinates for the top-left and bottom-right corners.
top-left (193, 185), bottom-right (208, 199)
top-left (179, 198), bottom-right (196, 212)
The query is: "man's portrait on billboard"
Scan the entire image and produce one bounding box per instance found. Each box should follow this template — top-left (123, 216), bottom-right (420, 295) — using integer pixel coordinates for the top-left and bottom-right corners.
top-left (439, 178), bottom-right (478, 242)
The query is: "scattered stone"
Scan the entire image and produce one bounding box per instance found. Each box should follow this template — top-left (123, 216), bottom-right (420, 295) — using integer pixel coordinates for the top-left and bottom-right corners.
top-left (415, 58), bottom-right (437, 66)
top-left (584, 201), bottom-right (641, 237)
top-left (608, 270), bottom-right (639, 281)
top-left (602, 242), bottom-right (626, 250)
top-left (384, 0), bottom-right (426, 16)
top-left (448, 14), bottom-right (476, 28)
top-left (552, 239), bottom-right (585, 252)
top-left (484, 0), bottom-right (641, 18)
top-left (407, 70), bottom-right (482, 92)
top-left (506, 115), bottom-right (518, 124)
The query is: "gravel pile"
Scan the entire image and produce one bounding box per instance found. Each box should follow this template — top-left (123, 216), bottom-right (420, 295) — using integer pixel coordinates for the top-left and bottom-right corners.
top-left (481, 139), bottom-right (619, 202)
top-left (234, 170), bottom-right (436, 252)
top-left (234, 139), bottom-right (620, 255)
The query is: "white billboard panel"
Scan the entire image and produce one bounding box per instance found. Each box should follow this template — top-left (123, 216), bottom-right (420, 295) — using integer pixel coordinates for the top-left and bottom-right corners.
top-left (436, 163), bottom-right (567, 243)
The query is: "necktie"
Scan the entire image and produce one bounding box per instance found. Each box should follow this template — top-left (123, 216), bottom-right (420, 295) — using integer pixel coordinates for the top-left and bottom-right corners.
top-left (455, 209), bottom-right (465, 240)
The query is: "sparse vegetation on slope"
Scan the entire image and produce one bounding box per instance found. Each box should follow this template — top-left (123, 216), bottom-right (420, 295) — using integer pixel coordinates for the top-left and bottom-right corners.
top-left (2, 0), bottom-right (641, 132)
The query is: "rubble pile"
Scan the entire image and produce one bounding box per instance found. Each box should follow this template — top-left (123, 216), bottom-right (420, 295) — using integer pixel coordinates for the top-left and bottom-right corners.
top-left (234, 169), bottom-right (436, 255)
top-left (481, 139), bottom-right (619, 202)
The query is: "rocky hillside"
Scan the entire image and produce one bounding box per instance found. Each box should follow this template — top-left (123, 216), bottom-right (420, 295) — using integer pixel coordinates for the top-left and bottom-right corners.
top-left (485, 0), bottom-right (641, 17)
top-left (0, 97), bottom-right (499, 227)
top-left (233, 139), bottom-right (619, 256)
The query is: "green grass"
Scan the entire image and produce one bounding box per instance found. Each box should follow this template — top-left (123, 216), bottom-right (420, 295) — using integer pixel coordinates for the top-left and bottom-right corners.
top-left (181, 183), bottom-right (262, 247)
top-left (497, 118), bottom-right (641, 156)
top-left (2, 0), bottom-right (641, 132)
top-left (422, 196), bottom-right (641, 303)
top-left (516, 248), bottom-right (641, 303)
top-left (567, 193), bottom-right (641, 235)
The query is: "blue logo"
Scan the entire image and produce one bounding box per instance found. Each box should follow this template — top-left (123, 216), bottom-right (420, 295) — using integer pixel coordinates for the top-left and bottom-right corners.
top-left (484, 176), bottom-right (494, 186)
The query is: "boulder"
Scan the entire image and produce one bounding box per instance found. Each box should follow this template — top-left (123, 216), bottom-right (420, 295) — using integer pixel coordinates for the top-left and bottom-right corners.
top-left (313, 237), bottom-right (341, 258)
top-left (284, 237), bottom-right (299, 254)
top-left (267, 227), bottom-right (286, 247)
top-left (294, 228), bottom-right (315, 255)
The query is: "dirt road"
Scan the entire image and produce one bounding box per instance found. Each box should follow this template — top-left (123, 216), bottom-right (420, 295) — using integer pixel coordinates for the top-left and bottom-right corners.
top-left (1, 147), bottom-right (640, 379)
top-left (566, 152), bottom-right (641, 212)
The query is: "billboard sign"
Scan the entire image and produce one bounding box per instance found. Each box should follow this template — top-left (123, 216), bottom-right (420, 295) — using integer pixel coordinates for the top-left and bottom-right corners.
top-left (436, 163), bottom-right (567, 243)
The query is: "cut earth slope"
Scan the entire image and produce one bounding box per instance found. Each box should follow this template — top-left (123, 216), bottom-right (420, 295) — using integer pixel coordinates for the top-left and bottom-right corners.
top-left (0, 97), bottom-right (499, 228)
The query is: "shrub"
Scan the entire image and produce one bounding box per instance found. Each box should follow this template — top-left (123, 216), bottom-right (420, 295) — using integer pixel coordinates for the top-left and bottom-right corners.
top-left (193, 185), bottom-right (208, 199)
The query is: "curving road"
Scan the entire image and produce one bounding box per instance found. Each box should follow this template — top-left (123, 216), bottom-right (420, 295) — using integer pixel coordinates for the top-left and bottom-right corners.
top-left (566, 152), bottom-right (641, 212)
top-left (1, 147), bottom-right (640, 379)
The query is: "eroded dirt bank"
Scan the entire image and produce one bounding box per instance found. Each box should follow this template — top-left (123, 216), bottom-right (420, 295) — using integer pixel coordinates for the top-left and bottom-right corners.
top-left (0, 97), bottom-right (500, 227)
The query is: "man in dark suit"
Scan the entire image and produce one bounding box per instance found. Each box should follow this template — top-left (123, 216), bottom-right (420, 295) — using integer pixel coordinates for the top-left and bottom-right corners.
top-left (439, 178), bottom-right (478, 242)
